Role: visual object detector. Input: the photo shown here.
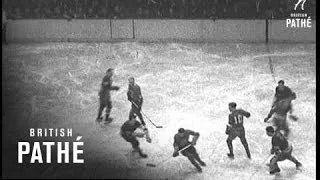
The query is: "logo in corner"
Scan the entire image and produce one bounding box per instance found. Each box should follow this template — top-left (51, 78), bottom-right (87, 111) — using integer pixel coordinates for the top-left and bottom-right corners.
top-left (286, 0), bottom-right (311, 28)
top-left (294, 0), bottom-right (307, 11)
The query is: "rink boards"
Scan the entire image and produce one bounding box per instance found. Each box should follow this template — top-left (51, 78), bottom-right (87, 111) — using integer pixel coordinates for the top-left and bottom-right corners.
top-left (5, 19), bottom-right (316, 43)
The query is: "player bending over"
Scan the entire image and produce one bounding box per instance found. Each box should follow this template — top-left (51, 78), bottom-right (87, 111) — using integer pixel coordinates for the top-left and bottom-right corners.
top-left (226, 102), bottom-right (251, 159)
top-left (120, 115), bottom-right (151, 158)
top-left (271, 80), bottom-right (297, 120)
top-left (264, 80), bottom-right (297, 137)
top-left (173, 128), bottom-right (206, 173)
top-left (265, 126), bottom-right (302, 174)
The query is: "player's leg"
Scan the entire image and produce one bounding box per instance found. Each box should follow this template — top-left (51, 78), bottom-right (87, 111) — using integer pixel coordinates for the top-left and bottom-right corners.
top-left (129, 104), bottom-right (135, 120)
top-left (96, 99), bottom-right (106, 122)
top-left (277, 114), bottom-right (290, 137)
top-left (288, 103), bottom-right (298, 121)
top-left (129, 136), bottom-right (147, 158)
top-left (191, 147), bottom-right (206, 166)
top-left (182, 149), bottom-right (202, 172)
top-left (269, 154), bottom-right (281, 174)
top-left (226, 131), bottom-right (237, 158)
top-left (133, 105), bottom-right (146, 126)
top-left (284, 146), bottom-right (302, 169)
top-left (283, 120), bottom-right (290, 138)
top-left (273, 114), bottom-right (286, 135)
top-left (105, 100), bottom-right (112, 121)
top-left (240, 129), bottom-right (251, 159)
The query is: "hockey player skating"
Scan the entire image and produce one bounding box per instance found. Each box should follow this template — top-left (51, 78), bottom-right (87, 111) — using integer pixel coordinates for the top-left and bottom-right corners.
top-left (96, 68), bottom-right (120, 123)
top-left (265, 126), bottom-right (302, 174)
top-left (120, 115), bottom-right (152, 158)
top-left (127, 77), bottom-right (146, 126)
top-left (264, 80), bottom-right (297, 137)
top-left (226, 102), bottom-right (251, 159)
top-left (270, 80), bottom-right (297, 120)
top-left (173, 128), bottom-right (206, 172)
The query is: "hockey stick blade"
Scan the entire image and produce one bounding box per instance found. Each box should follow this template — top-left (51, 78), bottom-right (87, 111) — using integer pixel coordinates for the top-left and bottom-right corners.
top-left (156, 126), bottom-right (163, 128)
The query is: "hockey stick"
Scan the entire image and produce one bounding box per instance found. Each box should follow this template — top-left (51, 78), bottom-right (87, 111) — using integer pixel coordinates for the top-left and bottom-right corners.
top-left (130, 101), bottom-right (163, 128)
top-left (146, 144), bottom-right (192, 167)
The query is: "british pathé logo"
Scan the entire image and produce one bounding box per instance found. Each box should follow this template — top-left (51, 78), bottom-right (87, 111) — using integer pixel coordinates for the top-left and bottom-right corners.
top-left (294, 0), bottom-right (306, 10)
top-left (286, 0), bottom-right (311, 28)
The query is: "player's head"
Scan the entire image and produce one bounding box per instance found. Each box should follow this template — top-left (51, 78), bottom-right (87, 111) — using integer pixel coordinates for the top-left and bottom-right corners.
top-left (277, 80), bottom-right (285, 90)
top-left (129, 114), bottom-right (137, 121)
top-left (266, 126), bottom-right (275, 136)
top-left (228, 102), bottom-right (237, 112)
top-left (178, 128), bottom-right (185, 137)
top-left (128, 77), bottom-right (135, 86)
top-left (106, 68), bottom-right (114, 75)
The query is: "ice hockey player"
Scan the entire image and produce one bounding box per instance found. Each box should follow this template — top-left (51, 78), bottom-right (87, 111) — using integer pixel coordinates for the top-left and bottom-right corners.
top-left (270, 80), bottom-right (297, 120)
top-left (127, 77), bottom-right (146, 126)
top-left (264, 80), bottom-right (297, 137)
top-left (173, 128), bottom-right (206, 173)
top-left (96, 68), bottom-right (120, 123)
top-left (226, 102), bottom-right (251, 159)
top-left (120, 114), bottom-right (152, 158)
top-left (265, 126), bottom-right (302, 174)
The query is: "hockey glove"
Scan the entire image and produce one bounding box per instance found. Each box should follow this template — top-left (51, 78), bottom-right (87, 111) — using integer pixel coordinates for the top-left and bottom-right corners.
top-left (144, 127), bottom-right (152, 143)
top-left (264, 117), bottom-right (269, 123)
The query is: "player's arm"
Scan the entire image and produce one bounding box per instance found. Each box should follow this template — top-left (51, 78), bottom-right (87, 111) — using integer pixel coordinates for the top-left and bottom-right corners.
top-left (185, 130), bottom-right (200, 146)
top-left (288, 87), bottom-right (296, 100)
top-left (241, 110), bottom-right (251, 118)
top-left (264, 107), bottom-right (275, 122)
top-left (110, 85), bottom-right (120, 91)
top-left (136, 122), bottom-right (151, 143)
top-left (173, 136), bottom-right (180, 157)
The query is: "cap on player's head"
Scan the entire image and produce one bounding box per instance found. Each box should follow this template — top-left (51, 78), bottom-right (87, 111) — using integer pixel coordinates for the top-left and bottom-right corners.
top-left (228, 102), bottom-right (237, 108)
top-left (178, 128), bottom-right (185, 133)
top-left (278, 80), bottom-right (285, 85)
top-left (266, 126), bottom-right (275, 133)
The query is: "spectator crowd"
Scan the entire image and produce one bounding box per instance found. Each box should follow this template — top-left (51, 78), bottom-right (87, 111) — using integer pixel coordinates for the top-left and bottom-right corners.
top-left (2, 0), bottom-right (316, 20)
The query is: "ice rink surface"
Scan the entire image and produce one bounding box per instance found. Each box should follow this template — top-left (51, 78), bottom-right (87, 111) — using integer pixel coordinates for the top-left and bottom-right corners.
top-left (2, 42), bottom-right (316, 179)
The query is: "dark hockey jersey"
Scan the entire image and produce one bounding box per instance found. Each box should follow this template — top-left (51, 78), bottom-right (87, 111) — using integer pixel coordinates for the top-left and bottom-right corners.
top-left (228, 109), bottom-right (251, 128)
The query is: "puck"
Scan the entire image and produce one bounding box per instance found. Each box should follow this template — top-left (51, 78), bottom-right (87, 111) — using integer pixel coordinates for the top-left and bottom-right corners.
top-left (146, 163), bottom-right (156, 167)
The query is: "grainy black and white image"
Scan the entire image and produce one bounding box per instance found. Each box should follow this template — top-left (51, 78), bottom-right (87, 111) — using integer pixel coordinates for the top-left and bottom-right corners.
top-left (2, 0), bottom-right (316, 179)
